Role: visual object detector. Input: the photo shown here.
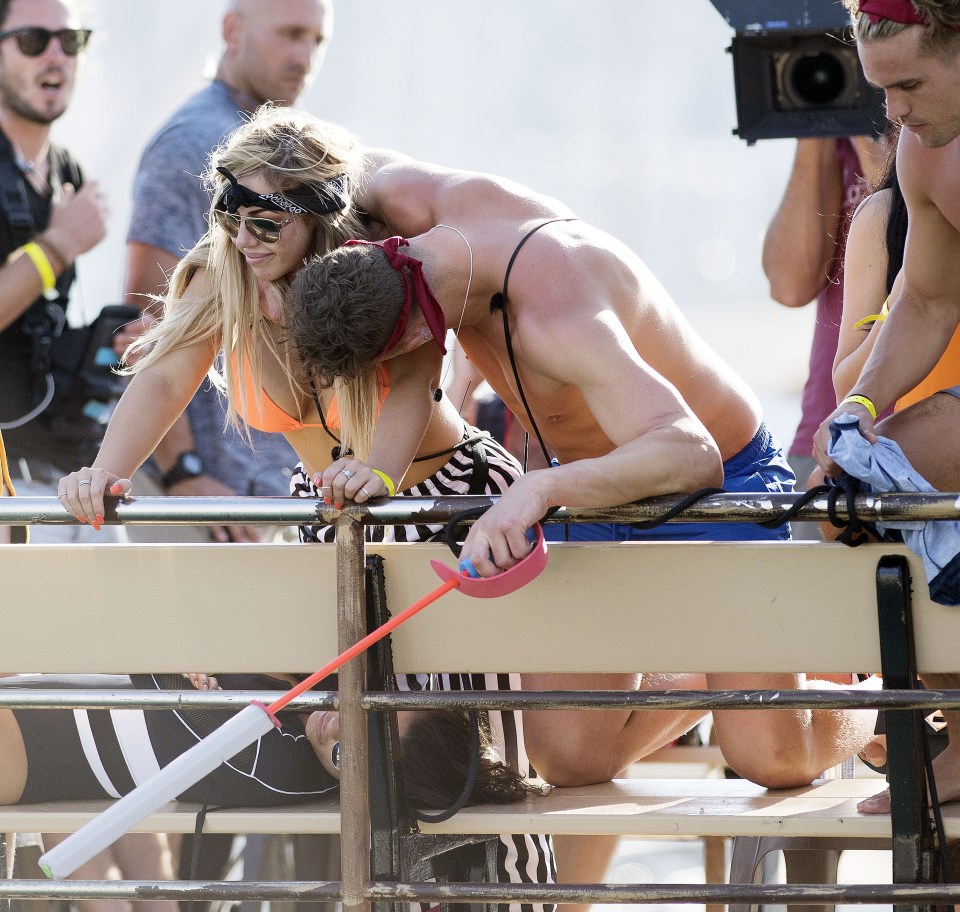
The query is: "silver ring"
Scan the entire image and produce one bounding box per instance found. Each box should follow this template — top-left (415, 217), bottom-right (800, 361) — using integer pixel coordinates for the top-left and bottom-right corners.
top-left (422, 330), bottom-right (430, 341)
top-left (360, 486), bottom-right (371, 499)
top-left (77, 480), bottom-right (92, 488)
top-left (340, 469), bottom-right (354, 479)
top-left (57, 492), bottom-right (68, 499)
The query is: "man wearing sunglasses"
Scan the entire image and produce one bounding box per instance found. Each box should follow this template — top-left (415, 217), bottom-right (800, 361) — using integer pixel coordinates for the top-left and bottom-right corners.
top-left (120, 0), bottom-right (332, 547)
top-left (0, 0), bottom-right (109, 539)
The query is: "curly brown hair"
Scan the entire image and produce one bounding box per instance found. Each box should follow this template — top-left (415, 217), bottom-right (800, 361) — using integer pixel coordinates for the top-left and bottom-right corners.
top-left (290, 243), bottom-right (406, 387)
top-left (844, 0), bottom-right (960, 52)
top-left (400, 710), bottom-right (542, 812)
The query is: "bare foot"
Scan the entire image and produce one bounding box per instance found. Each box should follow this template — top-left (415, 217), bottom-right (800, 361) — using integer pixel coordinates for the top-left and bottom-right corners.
top-left (858, 740), bottom-right (960, 814)
top-left (858, 734), bottom-right (887, 771)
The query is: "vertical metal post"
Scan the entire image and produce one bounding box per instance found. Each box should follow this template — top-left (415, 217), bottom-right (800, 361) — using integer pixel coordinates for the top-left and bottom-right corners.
top-left (337, 516), bottom-right (371, 912)
top-left (876, 555), bottom-right (935, 912)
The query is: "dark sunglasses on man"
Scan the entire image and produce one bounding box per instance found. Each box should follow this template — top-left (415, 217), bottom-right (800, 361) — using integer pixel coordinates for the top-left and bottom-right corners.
top-left (0, 27), bottom-right (91, 57)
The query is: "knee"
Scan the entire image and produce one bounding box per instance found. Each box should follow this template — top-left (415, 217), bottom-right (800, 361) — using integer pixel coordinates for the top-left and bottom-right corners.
top-left (524, 723), bottom-right (624, 787)
top-left (722, 741), bottom-right (823, 790)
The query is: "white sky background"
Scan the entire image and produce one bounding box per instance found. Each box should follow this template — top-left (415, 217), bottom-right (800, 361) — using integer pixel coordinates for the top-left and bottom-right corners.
top-left (55, 0), bottom-right (819, 446)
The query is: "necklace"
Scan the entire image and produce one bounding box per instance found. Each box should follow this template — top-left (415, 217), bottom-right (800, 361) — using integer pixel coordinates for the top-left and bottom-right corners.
top-left (9, 135), bottom-right (50, 194)
top-left (433, 223), bottom-right (473, 393)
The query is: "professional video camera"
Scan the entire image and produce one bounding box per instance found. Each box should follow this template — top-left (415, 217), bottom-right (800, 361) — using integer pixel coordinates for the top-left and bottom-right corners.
top-left (708, 0), bottom-right (886, 143)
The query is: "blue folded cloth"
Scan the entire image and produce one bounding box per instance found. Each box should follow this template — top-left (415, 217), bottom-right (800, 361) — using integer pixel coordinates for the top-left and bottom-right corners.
top-left (828, 413), bottom-right (960, 606)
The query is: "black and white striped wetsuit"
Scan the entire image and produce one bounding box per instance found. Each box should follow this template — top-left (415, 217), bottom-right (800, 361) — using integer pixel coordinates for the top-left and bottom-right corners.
top-left (292, 426), bottom-right (558, 912)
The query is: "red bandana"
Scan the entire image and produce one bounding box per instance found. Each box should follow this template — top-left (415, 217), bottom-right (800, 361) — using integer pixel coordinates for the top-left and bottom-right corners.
top-left (344, 237), bottom-right (447, 357)
top-left (859, 0), bottom-right (927, 25)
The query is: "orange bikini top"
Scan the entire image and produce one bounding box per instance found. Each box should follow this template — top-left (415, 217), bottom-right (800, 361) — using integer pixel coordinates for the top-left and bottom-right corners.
top-left (234, 352), bottom-right (342, 434)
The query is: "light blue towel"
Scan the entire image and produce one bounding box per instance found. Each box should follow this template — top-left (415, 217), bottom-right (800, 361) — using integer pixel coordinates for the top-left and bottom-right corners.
top-left (828, 413), bottom-right (960, 606)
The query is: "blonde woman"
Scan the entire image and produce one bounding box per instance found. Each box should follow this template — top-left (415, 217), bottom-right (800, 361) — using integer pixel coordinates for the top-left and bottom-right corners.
top-left (56, 106), bottom-right (554, 902)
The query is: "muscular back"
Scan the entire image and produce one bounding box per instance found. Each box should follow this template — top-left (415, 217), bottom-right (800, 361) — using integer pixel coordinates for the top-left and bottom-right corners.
top-left (367, 160), bottom-right (762, 464)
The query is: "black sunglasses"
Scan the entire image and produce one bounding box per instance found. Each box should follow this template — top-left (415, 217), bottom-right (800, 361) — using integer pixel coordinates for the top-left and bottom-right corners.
top-left (0, 27), bottom-right (91, 57)
top-left (213, 208), bottom-right (302, 245)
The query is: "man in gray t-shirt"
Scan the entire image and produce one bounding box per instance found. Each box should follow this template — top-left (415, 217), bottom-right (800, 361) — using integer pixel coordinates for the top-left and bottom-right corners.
top-left (123, 0), bottom-right (332, 541)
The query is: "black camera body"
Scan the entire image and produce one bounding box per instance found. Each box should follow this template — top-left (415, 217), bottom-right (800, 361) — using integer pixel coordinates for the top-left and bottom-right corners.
top-left (48, 303), bottom-right (140, 432)
top-left (710, 0), bottom-right (887, 143)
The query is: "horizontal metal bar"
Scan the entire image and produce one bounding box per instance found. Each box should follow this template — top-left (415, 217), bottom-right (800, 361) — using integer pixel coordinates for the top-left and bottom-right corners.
top-left (362, 688), bottom-right (960, 711)
top-left (3, 687), bottom-right (952, 713)
top-left (0, 880), bottom-right (340, 901)
top-left (367, 881), bottom-right (960, 905)
top-left (0, 690), bottom-right (336, 710)
top-left (3, 491), bottom-right (960, 526)
top-left (4, 879), bottom-right (959, 906)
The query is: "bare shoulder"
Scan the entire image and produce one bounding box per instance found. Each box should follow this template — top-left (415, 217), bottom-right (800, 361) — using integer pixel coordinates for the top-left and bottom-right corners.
top-left (362, 153), bottom-right (573, 236)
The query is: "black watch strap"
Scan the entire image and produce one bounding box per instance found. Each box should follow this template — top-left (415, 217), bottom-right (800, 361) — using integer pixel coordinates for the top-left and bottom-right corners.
top-left (161, 451), bottom-right (204, 489)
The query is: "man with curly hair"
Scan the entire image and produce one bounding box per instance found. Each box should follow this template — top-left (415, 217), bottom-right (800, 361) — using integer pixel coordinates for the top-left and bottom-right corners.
top-left (812, 0), bottom-right (960, 812)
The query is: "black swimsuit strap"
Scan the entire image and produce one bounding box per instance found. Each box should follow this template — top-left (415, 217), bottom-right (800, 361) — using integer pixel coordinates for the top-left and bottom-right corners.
top-left (308, 380), bottom-right (483, 467)
top-left (489, 218), bottom-right (577, 468)
top-left (309, 380), bottom-right (351, 460)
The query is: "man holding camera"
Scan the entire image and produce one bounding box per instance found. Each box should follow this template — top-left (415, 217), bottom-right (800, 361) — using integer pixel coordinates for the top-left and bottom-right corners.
top-left (0, 0), bottom-right (110, 543)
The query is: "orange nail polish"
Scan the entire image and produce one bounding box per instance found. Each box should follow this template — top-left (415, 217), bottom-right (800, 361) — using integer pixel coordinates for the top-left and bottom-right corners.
top-left (334, 502), bottom-right (342, 510)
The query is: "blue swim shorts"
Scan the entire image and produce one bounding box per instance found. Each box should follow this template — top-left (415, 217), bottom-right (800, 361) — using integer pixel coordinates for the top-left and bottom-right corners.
top-left (545, 422), bottom-right (795, 543)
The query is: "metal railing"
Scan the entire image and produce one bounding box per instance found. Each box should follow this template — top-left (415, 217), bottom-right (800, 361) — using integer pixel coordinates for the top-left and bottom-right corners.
top-left (2, 492), bottom-right (960, 910)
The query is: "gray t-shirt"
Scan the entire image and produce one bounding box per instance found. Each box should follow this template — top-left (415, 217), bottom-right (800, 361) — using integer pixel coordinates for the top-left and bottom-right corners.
top-left (127, 80), bottom-right (297, 494)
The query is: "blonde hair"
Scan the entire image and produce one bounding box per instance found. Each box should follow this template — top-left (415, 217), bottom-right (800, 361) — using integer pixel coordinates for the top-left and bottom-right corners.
top-left (125, 106), bottom-right (376, 451)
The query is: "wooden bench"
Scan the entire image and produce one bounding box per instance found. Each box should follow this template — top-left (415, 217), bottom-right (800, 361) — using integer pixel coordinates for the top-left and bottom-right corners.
top-left (0, 520), bottom-right (957, 908)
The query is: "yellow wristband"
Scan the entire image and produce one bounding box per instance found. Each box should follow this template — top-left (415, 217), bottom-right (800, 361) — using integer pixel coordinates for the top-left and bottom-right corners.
top-left (21, 241), bottom-right (57, 299)
top-left (853, 312), bottom-right (887, 329)
top-left (371, 469), bottom-right (396, 497)
top-left (840, 394), bottom-right (878, 420)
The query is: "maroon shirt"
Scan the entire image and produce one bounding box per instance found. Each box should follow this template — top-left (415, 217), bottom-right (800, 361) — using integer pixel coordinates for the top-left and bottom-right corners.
top-left (790, 138), bottom-right (868, 458)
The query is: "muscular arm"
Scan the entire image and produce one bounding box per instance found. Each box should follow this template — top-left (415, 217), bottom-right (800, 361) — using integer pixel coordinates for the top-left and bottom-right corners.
top-left (461, 304), bottom-right (723, 575)
top-left (0, 182), bottom-right (108, 331)
top-left (762, 139), bottom-right (842, 308)
top-left (813, 133), bottom-right (960, 471)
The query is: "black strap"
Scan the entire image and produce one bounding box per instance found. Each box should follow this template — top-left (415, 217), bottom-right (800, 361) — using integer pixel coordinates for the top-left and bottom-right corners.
top-left (308, 379), bottom-right (349, 460)
top-left (825, 474), bottom-right (878, 546)
top-left (489, 218), bottom-right (577, 469)
top-left (0, 132), bottom-right (34, 247)
top-left (415, 709), bottom-right (481, 823)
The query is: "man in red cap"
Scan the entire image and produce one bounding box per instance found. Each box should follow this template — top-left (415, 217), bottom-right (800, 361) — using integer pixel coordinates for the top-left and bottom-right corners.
top-left (813, 0), bottom-right (960, 812)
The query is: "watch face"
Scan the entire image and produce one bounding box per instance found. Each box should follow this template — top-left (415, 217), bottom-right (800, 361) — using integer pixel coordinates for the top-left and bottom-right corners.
top-left (182, 453), bottom-right (203, 475)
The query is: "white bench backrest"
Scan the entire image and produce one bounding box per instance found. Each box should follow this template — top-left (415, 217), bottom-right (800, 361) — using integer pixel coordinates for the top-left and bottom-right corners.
top-left (3, 539), bottom-right (955, 675)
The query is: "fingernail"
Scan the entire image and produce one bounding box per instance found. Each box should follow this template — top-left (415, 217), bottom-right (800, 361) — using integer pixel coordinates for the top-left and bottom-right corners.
top-left (313, 476), bottom-right (322, 487)
top-left (323, 497), bottom-right (331, 505)
top-left (95, 514), bottom-right (104, 525)
top-left (334, 502), bottom-right (342, 510)
top-left (110, 483), bottom-right (122, 494)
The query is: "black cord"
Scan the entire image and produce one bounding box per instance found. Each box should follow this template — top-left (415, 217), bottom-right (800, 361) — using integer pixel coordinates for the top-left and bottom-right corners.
top-left (825, 475), bottom-right (879, 546)
top-left (923, 723), bottom-right (950, 885)
top-left (630, 488), bottom-right (726, 530)
top-left (415, 710), bottom-right (481, 823)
